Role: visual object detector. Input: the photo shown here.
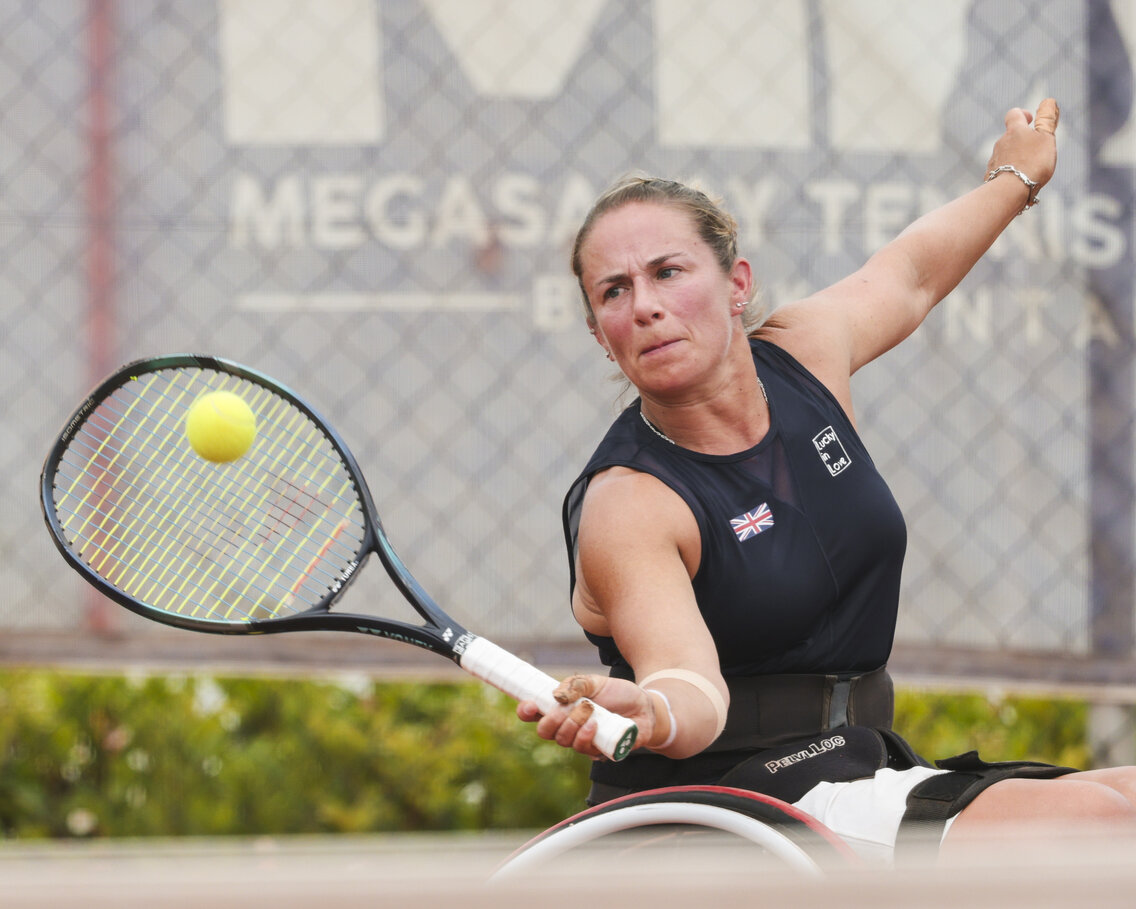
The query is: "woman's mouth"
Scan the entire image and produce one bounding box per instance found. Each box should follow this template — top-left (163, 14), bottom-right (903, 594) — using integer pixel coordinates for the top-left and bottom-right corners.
top-left (642, 338), bottom-right (680, 356)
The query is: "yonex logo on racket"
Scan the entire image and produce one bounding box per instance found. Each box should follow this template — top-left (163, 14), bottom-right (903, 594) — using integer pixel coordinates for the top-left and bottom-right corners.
top-left (330, 559), bottom-right (359, 594)
top-left (452, 633), bottom-right (476, 655)
top-left (356, 627), bottom-right (419, 646)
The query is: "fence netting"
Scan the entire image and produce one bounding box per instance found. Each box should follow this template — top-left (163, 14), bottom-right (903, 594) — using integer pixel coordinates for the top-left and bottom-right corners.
top-left (4, 1), bottom-right (1136, 697)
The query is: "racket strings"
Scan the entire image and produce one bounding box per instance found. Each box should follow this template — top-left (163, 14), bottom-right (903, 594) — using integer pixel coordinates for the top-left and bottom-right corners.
top-left (56, 401), bottom-right (359, 619)
top-left (50, 367), bottom-right (368, 625)
top-left (60, 385), bottom-right (358, 610)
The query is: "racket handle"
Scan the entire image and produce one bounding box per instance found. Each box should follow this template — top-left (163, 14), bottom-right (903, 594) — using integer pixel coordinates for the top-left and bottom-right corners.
top-left (459, 636), bottom-right (638, 761)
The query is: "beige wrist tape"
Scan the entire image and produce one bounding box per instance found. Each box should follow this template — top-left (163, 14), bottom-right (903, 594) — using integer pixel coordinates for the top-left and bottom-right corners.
top-left (638, 668), bottom-right (728, 739)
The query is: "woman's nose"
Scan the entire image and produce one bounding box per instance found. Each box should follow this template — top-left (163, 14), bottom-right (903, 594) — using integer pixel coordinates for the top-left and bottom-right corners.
top-left (631, 280), bottom-right (664, 321)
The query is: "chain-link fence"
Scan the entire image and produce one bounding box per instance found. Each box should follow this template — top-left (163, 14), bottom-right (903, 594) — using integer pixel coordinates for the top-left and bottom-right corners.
top-left (4, 0), bottom-right (1136, 739)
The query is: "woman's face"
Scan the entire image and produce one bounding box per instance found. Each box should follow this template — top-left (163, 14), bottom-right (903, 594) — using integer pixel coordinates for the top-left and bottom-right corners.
top-left (578, 201), bottom-right (752, 399)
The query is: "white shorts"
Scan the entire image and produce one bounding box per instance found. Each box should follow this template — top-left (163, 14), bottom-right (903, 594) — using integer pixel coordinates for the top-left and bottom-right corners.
top-left (792, 766), bottom-right (958, 864)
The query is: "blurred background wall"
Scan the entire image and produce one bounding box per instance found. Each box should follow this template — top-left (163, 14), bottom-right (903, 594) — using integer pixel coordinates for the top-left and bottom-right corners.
top-left (5, 1), bottom-right (1136, 758)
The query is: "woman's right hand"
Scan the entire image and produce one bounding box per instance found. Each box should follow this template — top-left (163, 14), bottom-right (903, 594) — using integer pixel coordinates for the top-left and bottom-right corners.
top-left (516, 674), bottom-right (662, 759)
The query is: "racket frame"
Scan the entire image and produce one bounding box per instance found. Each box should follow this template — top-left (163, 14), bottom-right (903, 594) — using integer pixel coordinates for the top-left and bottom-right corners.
top-left (40, 354), bottom-right (638, 760)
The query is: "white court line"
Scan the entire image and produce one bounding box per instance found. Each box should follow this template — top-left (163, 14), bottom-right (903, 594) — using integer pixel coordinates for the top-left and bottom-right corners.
top-left (237, 293), bottom-right (524, 313)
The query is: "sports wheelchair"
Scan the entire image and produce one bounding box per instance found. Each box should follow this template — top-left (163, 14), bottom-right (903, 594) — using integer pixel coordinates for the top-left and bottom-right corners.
top-left (491, 785), bottom-right (861, 880)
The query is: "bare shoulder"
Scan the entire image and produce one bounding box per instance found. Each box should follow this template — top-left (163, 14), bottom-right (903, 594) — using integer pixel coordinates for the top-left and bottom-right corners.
top-left (578, 466), bottom-right (697, 548)
top-left (755, 298), bottom-right (856, 417)
top-left (757, 297), bottom-right (844, 363)
top-left (572, 466), bottom-right (701, 633)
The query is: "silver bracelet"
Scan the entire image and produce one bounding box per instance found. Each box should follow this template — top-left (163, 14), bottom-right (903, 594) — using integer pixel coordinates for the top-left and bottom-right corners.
top-left (984, 164), bottom-right (1040, 213)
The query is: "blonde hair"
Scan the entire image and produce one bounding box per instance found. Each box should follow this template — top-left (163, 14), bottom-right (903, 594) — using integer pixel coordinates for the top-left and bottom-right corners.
top-left (570, 175), bottom-right (763, 330)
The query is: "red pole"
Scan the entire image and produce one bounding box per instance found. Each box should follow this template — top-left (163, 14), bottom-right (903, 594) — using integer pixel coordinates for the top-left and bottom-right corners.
top-left (84, 0), bottom-right (116, 634)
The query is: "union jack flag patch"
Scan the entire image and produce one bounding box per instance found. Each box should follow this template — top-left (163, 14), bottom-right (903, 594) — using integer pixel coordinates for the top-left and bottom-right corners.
top-left (730, 503), bottom-right (774, 542)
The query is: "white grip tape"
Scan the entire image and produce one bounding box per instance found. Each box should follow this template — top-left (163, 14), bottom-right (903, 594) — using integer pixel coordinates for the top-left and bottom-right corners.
top-left (459, 636), bottom-right (638, 761)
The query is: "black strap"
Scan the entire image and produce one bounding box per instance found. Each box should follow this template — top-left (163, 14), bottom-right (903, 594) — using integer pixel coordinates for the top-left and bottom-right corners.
top-left (588, 665), bottom-right (897, 797)
top-left (895, 751), bottom-right (1079, 859)
top-left (827, 678), bottom-right (852, 728)
top-left (709, 665), bottom-right (895, 752)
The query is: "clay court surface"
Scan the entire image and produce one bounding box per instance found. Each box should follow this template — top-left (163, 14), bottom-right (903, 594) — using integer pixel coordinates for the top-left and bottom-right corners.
top-left (4, 829), bottom-right (1136, 908)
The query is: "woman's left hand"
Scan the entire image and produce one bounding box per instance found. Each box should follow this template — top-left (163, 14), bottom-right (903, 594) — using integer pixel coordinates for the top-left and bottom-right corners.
top-left (986, 98), bottom-right (1060, 195)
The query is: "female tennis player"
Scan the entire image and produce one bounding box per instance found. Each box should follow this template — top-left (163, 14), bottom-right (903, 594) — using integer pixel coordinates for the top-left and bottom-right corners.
top-left (518, 99), bottom-right (1136, 864)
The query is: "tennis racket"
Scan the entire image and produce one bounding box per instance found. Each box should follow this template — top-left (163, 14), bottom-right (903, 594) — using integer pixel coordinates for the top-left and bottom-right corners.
top-left (40, 354), bottom-right (637, 761)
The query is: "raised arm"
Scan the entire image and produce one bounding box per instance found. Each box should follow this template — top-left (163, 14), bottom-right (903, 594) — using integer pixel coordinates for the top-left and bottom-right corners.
top-left (765, 99), bottom-right (1059, 398)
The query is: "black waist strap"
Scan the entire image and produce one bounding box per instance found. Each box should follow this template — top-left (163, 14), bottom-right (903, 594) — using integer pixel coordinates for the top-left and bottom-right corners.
top-left (708, 665), bottom-right (894, 752)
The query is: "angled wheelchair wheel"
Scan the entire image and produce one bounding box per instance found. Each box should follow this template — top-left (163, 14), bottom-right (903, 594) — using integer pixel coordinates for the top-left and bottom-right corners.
top-left (491, 785), bottom-right (859, 881)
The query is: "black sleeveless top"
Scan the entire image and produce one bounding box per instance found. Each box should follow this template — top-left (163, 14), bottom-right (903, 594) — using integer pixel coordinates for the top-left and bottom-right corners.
top-left (563, 339), bottom-right (907, 788)
top-left (563, 339), bottom-right (907, 789)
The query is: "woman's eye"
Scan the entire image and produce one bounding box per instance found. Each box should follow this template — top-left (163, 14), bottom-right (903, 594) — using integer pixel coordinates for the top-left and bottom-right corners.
top-left (601, 285), bottom-right (624, 301)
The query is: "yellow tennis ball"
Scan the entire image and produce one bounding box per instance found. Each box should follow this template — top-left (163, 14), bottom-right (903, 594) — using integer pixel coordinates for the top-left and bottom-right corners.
top-left (185, 391), bottom-right (257, 462)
